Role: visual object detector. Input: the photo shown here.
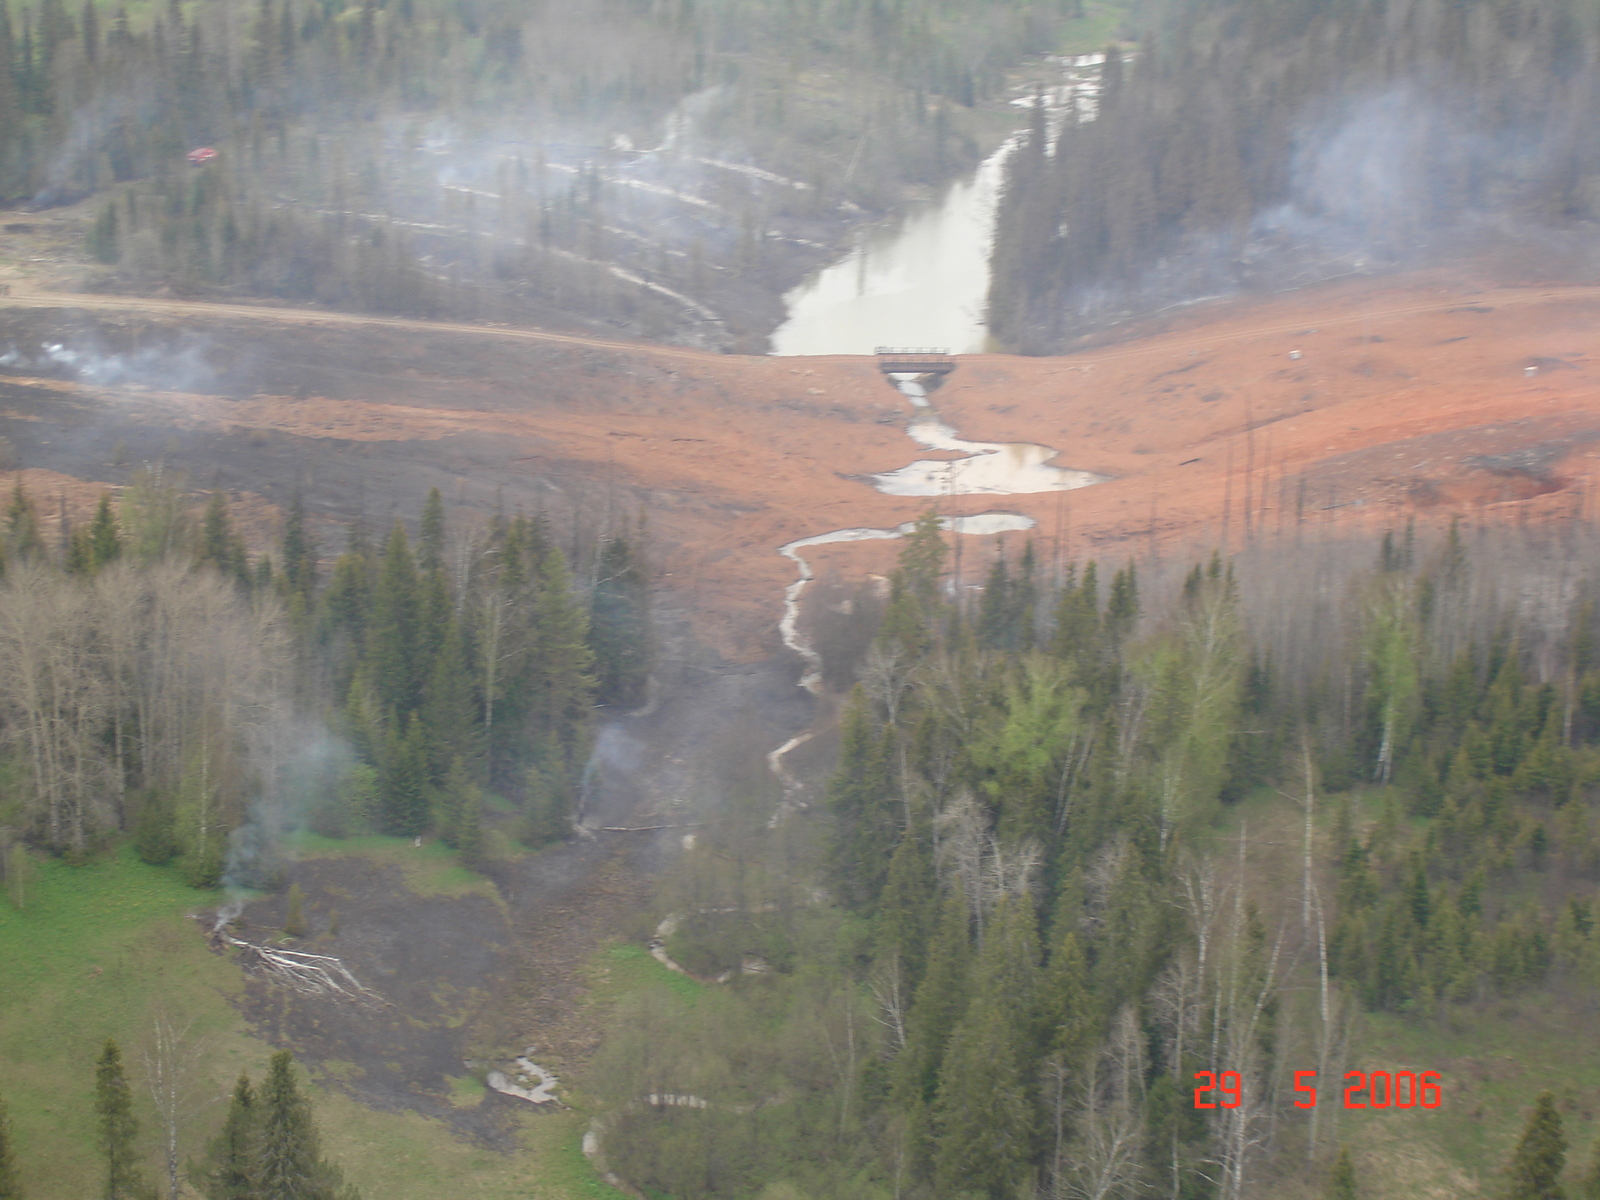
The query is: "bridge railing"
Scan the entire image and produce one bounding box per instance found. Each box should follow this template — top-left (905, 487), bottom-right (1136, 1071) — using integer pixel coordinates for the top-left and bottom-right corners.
top-left (875, 348), bottom-right (956, 374)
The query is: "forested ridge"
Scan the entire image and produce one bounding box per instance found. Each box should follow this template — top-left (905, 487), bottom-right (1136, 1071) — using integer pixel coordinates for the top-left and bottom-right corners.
top-left (989, 0), bottom-right (1600, 351)
top-left (594, 518), bottom-right (1600, 1198)
top-left (0, 0), bottom-right (1086, 344)
top-left (0, 476), bottom-right (652, 884)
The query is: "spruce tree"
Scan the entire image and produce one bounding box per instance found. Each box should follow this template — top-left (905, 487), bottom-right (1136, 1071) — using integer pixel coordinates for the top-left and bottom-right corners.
top-left (418, 487), bottom-right (445, 574)
top-left (197, 491), bottom-right (248, 586)
top-left (1105, 562), bottom-right (1139, 646)
top-left (365, 523), bottom-right (421, 717)
top-left (280, 491), bottom-right (316, 608)
top-left (379, 716), bottom-right (429, 838)
top-left (525, 545), bottom-right (594, 763)
top-left (1039, 926), bottom-right (1093, 1071)
top-left (892, 885), bottom-right (972, 1169)
top-left (257, 1051), bottom-right (356, 1200)
top-left (975, 551), bottom-right (1013, 650)
top-left (876, 822), bottom-right (936, 988)
top-left (1576, 1135), bottom-right (1600, 1200)
top-left (897, 510), bottom-right (946, 611)
top-left (825, 685), bottom-right (896, 910)
top-left (0, 1088), bottom-right (20, 1200)
top-left (324, 541), bottom-right (374, 646)
top-left (589, 533), bottom-right (652, 709)
top-left (88, 493), bottom-right (122, 569)
top-left (95, 1039), bottom-right (148, 1200)
top-left (1325, 1146), bottom-right (1357, 1199)
top-left (197, 1075), bottom-right (257, 1200)
top-left (931, 895), bottom-right (1040, 1198)
top-left (1506, 1091), bottom-right (1567, 1200)
top-left (1050, 562), bottom-right (1099, 657)
top-left (420, 617), bottom-right (477, 776)
top-left (7, 484), bottom-right (44, 560)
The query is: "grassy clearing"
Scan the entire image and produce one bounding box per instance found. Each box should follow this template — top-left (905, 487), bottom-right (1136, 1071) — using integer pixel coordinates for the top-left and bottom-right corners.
top-left (0, 843), bottom-right (630, 1200)
top-left (587, 940), bottom-right (705, 1008)
top-left (0, 844), bottom-right (256, 1198)
top-left (318, 1096), bottom-right (627, 1200)
top-left (1056, 0), bottom-right (1132, 55)
top-left (1343, 1003), bottom-right (1600, 1197)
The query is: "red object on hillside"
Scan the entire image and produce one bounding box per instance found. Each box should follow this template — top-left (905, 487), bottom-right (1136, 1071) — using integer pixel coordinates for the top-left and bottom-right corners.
top-left (187, 147), bottom-right (219, 166)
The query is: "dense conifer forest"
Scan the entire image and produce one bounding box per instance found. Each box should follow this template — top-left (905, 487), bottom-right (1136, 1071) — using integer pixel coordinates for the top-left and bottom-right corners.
top-left (592, 517), bottom-right (1600, 1198)
top-left (0, 0), bottom-right (1084, 343)
top-left (0, 477), bottom-right (652, 879)
top-left (989, 0), bottom-right (1600, 350)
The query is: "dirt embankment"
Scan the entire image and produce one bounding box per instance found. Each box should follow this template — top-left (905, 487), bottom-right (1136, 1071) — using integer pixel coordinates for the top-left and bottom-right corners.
top-left (4, 266), bottom-right (1599, 1144)
top-left (4, 268), bottom-right (1599, 658)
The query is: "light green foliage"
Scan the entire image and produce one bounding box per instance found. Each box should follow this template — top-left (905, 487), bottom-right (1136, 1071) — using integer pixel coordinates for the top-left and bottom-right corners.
top-left (1130, 563), bottom-right (1242, 839)
top-left (1365, 576), bottom-right (1420, 785)
top-left (967, 654), bottom-right (1087, 845)
top-left (118, 468), bottom-right (189, 565)
top-left (584, 531), bottom-right (1600, 1197)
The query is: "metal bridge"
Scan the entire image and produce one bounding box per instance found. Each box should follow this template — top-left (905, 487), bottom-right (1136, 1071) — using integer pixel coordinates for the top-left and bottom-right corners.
top-left (874, 347), bottom-right (956, 376)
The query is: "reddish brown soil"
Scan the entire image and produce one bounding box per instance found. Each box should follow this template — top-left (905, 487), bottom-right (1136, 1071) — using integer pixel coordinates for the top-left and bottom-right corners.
top-left (3, 270), bottom-right (1599, 658)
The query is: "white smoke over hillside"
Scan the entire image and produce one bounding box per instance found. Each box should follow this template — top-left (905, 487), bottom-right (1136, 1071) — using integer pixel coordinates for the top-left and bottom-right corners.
top-left (0, 335), bottom-right (216, 392)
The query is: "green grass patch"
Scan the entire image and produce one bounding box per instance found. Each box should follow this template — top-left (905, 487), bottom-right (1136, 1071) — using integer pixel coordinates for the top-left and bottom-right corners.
top-left (321, 1096), bottom-right (623, 1200)
top-left (446, 1071), bottom-right (487, 1107)
top-left (591, 940), bottom-right (704, 1006)
top-left (1055, 0), bottom-right (1132, 55)
top-left (1344, 1004), bottom-right (1600, 1195)
top-left (0, 840), bottom-right (619, 1200)
top-left (0, 844), bottom-right (261, 1199)
top-left (537, 1112), bottom-right (634, 1200)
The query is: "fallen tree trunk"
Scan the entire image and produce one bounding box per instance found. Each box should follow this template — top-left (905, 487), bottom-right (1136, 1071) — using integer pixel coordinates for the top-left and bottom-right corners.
top-left (197, 919), bottom-right (386, 1008)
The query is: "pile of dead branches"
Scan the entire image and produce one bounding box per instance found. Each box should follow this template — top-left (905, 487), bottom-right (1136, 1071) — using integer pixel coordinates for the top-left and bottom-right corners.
top-left (202, 923), bottom-right (386, 1008)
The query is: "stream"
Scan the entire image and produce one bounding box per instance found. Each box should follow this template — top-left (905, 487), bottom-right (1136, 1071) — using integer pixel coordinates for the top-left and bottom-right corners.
top-left (762, 56), bottom-right (1112, 791)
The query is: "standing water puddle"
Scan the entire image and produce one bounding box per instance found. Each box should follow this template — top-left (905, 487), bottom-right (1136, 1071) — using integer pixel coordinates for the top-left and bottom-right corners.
top-left (773, 376), bottom-right (1105, 728)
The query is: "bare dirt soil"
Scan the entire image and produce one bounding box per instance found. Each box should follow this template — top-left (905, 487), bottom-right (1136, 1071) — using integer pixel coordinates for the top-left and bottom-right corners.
top-left (5, 267), bottom-right (1599, 659)
top-left (6, 263), bottom-right (1600, 1148)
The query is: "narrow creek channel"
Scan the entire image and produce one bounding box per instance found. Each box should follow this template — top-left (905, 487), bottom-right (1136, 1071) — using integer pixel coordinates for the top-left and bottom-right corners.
top-left (761, 55), bottom-right (1113, 791)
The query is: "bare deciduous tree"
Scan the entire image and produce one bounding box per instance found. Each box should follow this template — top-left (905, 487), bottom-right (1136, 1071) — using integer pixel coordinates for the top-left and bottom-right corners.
top-left (140, 1010), bottom-right (220, 1200)
top-left (1066, 1005), bottom-right (1148, 1200)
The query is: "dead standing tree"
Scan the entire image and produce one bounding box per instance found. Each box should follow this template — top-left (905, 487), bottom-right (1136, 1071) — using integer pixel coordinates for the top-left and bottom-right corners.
top-left (140, 1010), bottom-right (220, 1200)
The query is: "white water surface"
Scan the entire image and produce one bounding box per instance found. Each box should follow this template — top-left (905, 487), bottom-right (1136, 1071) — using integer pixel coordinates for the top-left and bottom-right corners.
top-left (769, 53), bottom-right (1108, 357)
top-left (769, 138), bottom-right (1017, 356)
top-left (877, 415), bottom-right (1109, 496)
top-left (777, 511), bottom-right (1038, 696)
